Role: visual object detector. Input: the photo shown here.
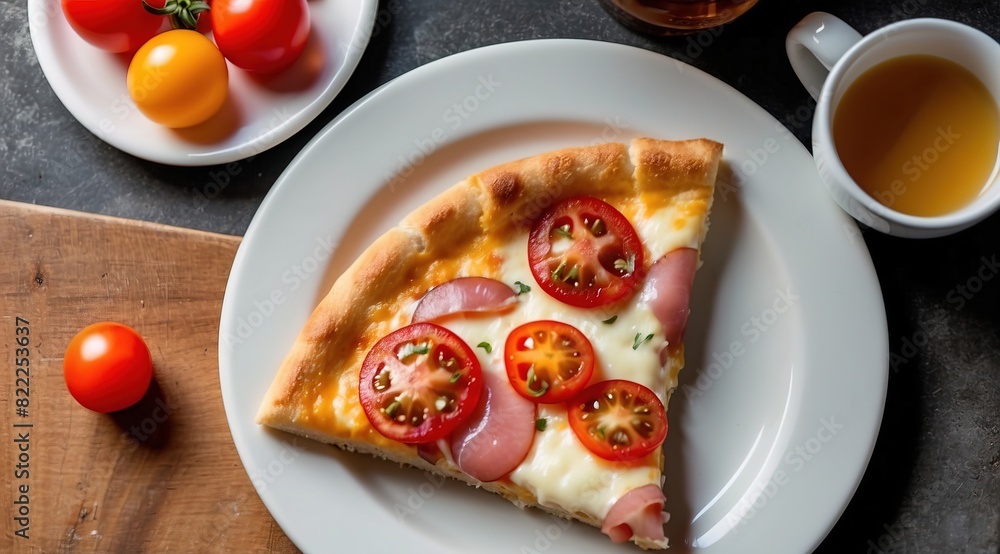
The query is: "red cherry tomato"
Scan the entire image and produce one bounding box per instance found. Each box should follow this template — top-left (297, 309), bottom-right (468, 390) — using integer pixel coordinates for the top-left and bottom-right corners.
top-left (359, 323), bottom-right (483, 444)
top-left (504, 320), bottom-right (595, 403)
top-left (528, 197), bottom-right (646, 308)
top-left (567, 380), bottom-right (667, 462)
top-left (61, 0), bottom-right (165, 54)
top-left (63, 322), bottom-right (153, 413)
top-left (210, 0), bottom-right (310, 73)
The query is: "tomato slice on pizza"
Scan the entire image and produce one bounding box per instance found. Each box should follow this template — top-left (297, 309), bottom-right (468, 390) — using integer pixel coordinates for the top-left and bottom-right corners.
top-left (358, 322), bottom-right (483, 444)
top-left (256, 138), bottom-right (723, 549)
top-left (504, 320), bottom-right (595, 402)
top-left (528, 196), bottom-right (646, 308)
top-left (567, 379), bottom-right (668, 462)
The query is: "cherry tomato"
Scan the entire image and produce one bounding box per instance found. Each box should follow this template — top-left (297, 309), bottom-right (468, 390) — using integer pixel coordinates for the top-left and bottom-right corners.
top-left (126, 30), bottom-right (228, 128)
top-left (63, 322), bottom-right (153, 413)
top-left (211, 0), bottom-right (310, 73)
top-left (567, 380), bottom-right (667, 462)
top-left (528, 197), bottom-right (646, 308)
top-left (359, 323), bottom-right (483, 444)
top-left (61, 0), bottom-right (165, 54)
top-left (504, 320), bottom-right (595, 403)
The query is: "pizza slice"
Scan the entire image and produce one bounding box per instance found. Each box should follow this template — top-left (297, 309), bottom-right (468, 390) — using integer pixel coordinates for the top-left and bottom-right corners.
top-left (256, 137), bottom-right (723, 549)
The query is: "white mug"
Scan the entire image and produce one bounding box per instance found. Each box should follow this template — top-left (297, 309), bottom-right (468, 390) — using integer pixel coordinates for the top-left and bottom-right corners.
top-left (786, 12), bottom-right (1000, 238)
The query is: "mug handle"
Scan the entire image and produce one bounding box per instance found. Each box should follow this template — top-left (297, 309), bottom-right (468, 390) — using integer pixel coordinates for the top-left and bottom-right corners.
top-left (785, 12), bottom-right (863, 100)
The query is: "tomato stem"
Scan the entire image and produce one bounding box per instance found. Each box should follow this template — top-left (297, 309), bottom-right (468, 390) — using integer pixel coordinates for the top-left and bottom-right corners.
top-left (142, 0), bottom-right (211, 31)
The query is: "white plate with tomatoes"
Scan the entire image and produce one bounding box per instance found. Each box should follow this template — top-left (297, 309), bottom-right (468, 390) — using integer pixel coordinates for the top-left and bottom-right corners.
top-left (219, 40), bottom-right (888, 553)
top-left (28, 0), bottom-right (378, 166)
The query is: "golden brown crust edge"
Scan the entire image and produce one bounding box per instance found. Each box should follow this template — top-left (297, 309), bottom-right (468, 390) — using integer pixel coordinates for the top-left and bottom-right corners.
top-left (255, 138), bottom-right (724, 548)
top-left (255, 227), bottom-right (425, 438)
top-left (256, 138), bottom-right (721, 425)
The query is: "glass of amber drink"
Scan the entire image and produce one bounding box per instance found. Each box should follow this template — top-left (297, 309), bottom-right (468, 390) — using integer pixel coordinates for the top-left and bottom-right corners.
top-left (600, 0), bottom-right (759, 35)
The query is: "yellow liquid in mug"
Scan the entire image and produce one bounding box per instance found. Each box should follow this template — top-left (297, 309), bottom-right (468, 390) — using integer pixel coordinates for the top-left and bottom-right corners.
top-left (833, 55), bottom-right (1000, 217)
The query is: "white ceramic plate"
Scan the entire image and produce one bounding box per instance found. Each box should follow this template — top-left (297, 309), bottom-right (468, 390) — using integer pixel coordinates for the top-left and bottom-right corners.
top-left (27, 0), bottom-right (377, 166)
top-left (220, 39), bottom-right (888, 553)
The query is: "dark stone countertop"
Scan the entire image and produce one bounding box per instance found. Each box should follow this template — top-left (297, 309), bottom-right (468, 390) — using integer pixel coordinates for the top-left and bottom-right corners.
top-left (1, 0), bottom-right (997, 552)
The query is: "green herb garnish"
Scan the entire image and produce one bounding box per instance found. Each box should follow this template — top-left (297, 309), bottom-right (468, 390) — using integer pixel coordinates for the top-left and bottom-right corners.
top-left (385, 400), bottom-right (401, 418)
top-left (526, 366), bottom-right (549, 397)
top-left (397, 342), bottom-right (430, 360)
top-left (563, 265), bottom-right (579, 283)
top-left (614, 253), bottom-right (636, 275)
top-left (554, 225), bottom-right (573, 239)
top-left (632, 333), bottom-right (654, 350)
top-left (551, 261), bottom-right (567, 281)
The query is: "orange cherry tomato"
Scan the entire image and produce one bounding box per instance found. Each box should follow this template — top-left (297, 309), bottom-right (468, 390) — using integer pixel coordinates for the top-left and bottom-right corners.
top-left (64, 322), bottom-right (153, 413)
top-left (126, 30), bottom-right (228, 128)
top-left (504, 320), bottom-right (595, 403)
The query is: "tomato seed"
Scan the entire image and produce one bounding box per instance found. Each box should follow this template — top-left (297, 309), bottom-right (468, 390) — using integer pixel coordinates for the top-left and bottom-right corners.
top-left (373, 368), bottom-right (391, 391)
top-left (587, 216), bottom-right (607, 236)
top-left (610, 429), bottom-right (631, 446)
top-left (635, 420), bottom-right (655, 438)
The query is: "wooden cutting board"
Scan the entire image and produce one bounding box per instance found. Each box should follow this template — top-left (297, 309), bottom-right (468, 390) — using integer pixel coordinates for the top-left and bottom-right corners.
top-left (0, 200), bottom-right (297, 552)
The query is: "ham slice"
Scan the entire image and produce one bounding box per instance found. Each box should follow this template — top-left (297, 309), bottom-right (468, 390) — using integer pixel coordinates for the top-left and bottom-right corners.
top-left (412, 277), bottom-right (517, 323)
top-left (641, 248), bottom-right (698, 347)
top-left (449, 371), bottom-right (536, 482)
top-left (601, 484), bottom-right (667, 543)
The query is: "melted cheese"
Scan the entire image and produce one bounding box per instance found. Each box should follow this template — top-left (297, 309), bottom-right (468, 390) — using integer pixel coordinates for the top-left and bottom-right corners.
top-left (488, 238), bottom-right (663, 519)
top-left (321, 198), bottom-right (703, 522)
top-left (631, 195), bottom-right (708, 256)
top-left (388, 201), bottom-right (692, 521)
top-left (512, 404), bottom-right (660, 519)
top-left (438, 237), bottom-right (667, 392)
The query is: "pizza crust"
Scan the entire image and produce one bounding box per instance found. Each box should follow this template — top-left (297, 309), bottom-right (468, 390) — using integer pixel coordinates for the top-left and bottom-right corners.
top-left (256, 137), bottom-right (723, 548)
